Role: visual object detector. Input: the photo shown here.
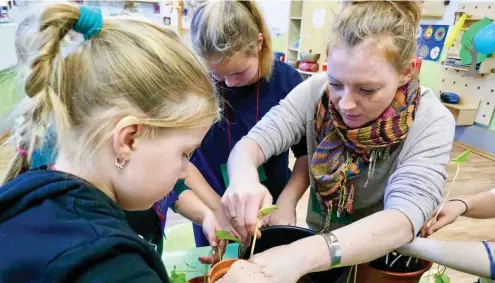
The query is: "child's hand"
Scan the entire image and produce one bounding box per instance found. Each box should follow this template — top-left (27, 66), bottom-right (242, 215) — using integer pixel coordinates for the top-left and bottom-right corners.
top-left (199, 210), bottom-right (227, 265)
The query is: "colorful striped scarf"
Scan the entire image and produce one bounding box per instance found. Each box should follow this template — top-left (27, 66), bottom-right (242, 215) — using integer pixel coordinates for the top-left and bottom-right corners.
top-left (310, 80), bottom-right (421, 232)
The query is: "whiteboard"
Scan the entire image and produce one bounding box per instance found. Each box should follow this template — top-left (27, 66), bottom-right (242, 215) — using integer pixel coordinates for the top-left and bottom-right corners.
top-left (0, 23), bottom-right (18, 72)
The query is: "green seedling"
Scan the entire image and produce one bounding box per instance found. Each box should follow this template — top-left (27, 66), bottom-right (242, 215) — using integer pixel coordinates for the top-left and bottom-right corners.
top-left (432, 151), bottom-right (470, 225)
top-left (215, 230), bottom-right (241, 244)
top-left (417, 151), bottom-right (470, 283)
top-left (169, 266), bottom-right (188, 283)
top-left (251, 205), bottom-right (278, 258)
top-left (215, 230), bottom-right (241, 261)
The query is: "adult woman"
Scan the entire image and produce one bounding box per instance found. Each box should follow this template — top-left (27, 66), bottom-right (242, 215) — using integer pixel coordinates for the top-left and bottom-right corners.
top-left (0, 3), bottom-right (219, 281)
top-left (183, 0), bottom-right (308, 246)
top-left (221, 1), bottom-right (455, 282)
top-left (397, 189), bottom-right (495, 281)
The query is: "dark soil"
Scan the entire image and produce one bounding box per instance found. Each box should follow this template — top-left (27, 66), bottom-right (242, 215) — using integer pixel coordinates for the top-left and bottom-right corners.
top-left (297, 275), bottom-right (315, 283)
top-left (369, 253), bottom-right (422, 273)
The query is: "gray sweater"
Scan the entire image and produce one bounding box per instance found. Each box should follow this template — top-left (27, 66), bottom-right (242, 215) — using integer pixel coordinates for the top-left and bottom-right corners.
top-left (246, 73), bottom-right (456, 233)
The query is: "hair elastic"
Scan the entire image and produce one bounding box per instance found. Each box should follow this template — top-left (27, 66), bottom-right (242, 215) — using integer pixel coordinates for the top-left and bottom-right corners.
top-left (16, 146), bottom-right (28, 157)
top-left (482, 240), bottom-right (495, 280)
top-left (73, 6), bottom-right (103, 40)
top-left (449, 199), bottom-right (469, 215)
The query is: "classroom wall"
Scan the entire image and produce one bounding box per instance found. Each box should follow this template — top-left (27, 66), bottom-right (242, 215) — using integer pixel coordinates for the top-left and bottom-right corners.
top-left (256, 0), bottom-right (291, 52)
top-left (418, 0), bottom-right (495, 155)
top-left (418, 1), bottom-right (461, 93)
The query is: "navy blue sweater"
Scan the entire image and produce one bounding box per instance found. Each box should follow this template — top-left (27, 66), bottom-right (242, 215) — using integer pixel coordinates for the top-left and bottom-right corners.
top-left (0, 170), bottom-right (169, 283)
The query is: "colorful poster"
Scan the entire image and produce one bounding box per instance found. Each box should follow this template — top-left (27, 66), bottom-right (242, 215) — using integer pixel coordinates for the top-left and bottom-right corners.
top-left (416, 24), bottom-right (449, 61)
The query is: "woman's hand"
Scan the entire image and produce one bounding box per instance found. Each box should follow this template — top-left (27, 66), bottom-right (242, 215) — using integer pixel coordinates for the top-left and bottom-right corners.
top-left (198, 210), bottom-right (227, 265)
top-left (249, 236), bottom-right (331, 283)
top-left (249, 244), bottom-right (306, 283)
top-left (420, 200), bottom-right (466, 237)
top-left (222, 181), bottom-right (273, 244)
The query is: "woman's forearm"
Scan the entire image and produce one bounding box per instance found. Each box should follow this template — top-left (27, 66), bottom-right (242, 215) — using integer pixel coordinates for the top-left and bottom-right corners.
top-left (227, 138), bottom-right (265, 185)
top-left (277, 156), bottom-right (309, 205)
top-left (174, 190), bottom-right (210, 225)
top-left (399, 238), bottom-right (493, 279)
top-left (295, 210), bottom-right (415, 273)
top-left (184, 162), bottom-right (222, 211)
top-left (462, 191), bottom-right (495, 219)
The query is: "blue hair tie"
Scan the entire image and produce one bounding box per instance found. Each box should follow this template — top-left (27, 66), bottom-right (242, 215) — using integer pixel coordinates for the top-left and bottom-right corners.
top-left (73, 6), bottom-right (103, 40)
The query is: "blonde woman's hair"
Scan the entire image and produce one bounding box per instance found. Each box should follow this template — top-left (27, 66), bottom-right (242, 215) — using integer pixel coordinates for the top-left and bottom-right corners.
top-left (2, 3), bottom-right (220, 184)
top-left (190, 0), bottom-right (273, 81)
top-left (329, 0), bottom-right (421, 72)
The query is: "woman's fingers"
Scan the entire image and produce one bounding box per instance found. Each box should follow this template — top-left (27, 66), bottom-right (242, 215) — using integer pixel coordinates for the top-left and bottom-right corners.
top-left (427, 215), bottom-right (453, 236)
top-left (245, 194), bottom-right (261, 240)
top-left (234, 194), bottom-right (249, 243)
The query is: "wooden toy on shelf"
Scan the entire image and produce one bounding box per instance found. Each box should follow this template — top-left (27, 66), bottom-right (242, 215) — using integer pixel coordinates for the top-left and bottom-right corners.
top-left (437, 2), bottom-right (495, 128)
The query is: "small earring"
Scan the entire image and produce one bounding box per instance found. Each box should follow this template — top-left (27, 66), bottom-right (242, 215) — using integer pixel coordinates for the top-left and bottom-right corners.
top-left (115, 157), bottom-right (127, 170)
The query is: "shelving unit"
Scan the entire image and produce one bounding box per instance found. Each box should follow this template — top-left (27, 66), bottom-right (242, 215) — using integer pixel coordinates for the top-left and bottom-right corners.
top-left (285, 0), bottom-right (340, 79)
top-left (437, 2), bottom-right (495, 127)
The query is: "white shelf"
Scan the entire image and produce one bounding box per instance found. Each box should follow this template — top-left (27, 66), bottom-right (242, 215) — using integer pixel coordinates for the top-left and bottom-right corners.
top-left (290, 17), bottom-right (302, 20)
top-left (442, 102), bottom-right (479, 110)
top-left (445, 65), bottom-right (469, 72)
top-left (297, 69), bottom-right (319, 76)
top-left (288, 47), bottom-right (299, 52)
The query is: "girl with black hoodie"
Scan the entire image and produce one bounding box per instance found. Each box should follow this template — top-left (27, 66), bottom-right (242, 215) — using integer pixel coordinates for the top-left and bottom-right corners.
top-left (0, 3), bottom-right (221, 282)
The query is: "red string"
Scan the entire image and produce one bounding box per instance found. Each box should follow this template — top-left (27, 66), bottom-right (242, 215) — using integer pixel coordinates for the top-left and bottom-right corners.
top-left (225, 69), bottom-right (261, 152)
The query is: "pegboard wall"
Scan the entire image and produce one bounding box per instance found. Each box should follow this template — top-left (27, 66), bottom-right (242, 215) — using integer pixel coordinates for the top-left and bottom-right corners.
top-left (437, 2), bottom-right (495, 129)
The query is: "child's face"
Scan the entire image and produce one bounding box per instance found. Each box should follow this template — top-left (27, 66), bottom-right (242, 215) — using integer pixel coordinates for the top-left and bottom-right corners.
top-left (208, 54), bottom-right (259, 87)
top-left (112, 124), bottom-right (211, 211)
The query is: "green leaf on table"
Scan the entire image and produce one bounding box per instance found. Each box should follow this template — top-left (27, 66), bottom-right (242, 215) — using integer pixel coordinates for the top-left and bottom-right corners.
top-left (215, 230), bottom-right (241, 244)
top-left (451, 151), bottom-right (470, 164)
top-left (169, 266), bottom-right (188, 283)
top-left (434, 273), bottom-right (450, 283)
top-left (258, 205), bottom-right (278, 218)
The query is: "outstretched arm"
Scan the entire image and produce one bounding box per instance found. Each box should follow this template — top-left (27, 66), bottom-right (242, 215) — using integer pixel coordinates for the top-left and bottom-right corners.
top-left (184, 162), bottom-right (222, 212)
top-left (398, 237), bottom-right (495, 279)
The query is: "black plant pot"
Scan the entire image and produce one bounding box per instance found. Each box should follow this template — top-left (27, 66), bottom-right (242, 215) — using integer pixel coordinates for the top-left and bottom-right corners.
top-left (238, 225), bottom-right (348, 283)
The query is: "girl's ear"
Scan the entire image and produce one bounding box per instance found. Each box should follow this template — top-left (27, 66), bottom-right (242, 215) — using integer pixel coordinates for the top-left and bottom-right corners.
top-left (112, 123), bottom-right (144, 161)
top-left (257, 33), bottom-right (264, 52)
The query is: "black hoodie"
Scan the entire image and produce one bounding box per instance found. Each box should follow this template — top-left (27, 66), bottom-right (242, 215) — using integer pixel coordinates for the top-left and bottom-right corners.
top-left (0, 169), bottom-right (169, 283)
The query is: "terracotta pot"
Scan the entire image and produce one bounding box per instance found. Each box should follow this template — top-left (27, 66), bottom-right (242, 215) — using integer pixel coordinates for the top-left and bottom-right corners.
top-left (208, 259), bottom-right (237, 283)
top-left (189, 276), bottom-right (208, 283)
top-left (356, 260), bottom-right (433, 283)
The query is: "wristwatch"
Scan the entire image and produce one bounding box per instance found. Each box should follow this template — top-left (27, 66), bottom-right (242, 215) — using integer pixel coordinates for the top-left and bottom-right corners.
top-left (320, 232), bottom-right (342, 268)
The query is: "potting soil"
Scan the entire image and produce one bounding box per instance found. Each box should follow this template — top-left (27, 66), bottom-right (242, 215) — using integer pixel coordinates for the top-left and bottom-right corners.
top-left (215, 260), bottom-right (274, 283)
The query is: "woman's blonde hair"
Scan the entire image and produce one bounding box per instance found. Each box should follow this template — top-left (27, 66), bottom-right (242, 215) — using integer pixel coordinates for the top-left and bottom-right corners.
top-left (190, 0), bottom-right (273, 81)
top-left (329, 0), bottom-right (421, 72)
top-left (2, 3), bottom-right (220, 184)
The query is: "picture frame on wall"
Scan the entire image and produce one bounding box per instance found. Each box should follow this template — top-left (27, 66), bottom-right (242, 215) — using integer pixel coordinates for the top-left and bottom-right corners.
top-left (163, 16), bottom-right (171, 26)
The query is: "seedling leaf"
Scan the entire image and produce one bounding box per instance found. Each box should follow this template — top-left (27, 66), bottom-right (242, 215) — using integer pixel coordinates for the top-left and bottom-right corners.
top-left (434, 273), bottom-right (450, 283)
top-left (251, 205), bottom-right (278, 258)
top-left (215, 230), bottom-right (241, 244)
top-left (258, 205), bottom-right (278, 218)
top-left (451, 151), bottom-right (470, 164)
top-left (169, 266), bottom-right (188, 283)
